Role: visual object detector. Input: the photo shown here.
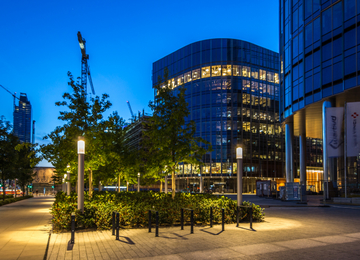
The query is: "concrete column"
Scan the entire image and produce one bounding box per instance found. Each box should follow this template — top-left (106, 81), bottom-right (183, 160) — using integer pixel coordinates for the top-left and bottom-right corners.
top-left (322, 101), bottom-right (332, 200)
top-left (285, 122), bottom-right (294, 182)
top-left (299, 114), bottom-right (306, 186)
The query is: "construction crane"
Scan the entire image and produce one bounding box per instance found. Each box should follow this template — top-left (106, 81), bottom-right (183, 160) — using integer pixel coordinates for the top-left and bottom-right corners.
top-left (126, 101), bottom-right (135, 119)
top-left (77, 31), bottom-right (95, 95)
top-left (0, 84), bottom-right (21, 109)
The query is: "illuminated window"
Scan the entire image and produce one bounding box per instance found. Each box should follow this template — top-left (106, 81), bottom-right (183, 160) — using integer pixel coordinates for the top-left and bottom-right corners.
top-left (202, 66), bottom-right (210, 78)
top-left (211, 65), bottom-right (221, 77)
top-left (192, 69), bottom-right (200, 80)
top-left (242, 79), bottom-right (250, 92)
top-left (259, 69), bottom-right (266, 80)
top-left (233, 65), bottom-right (241, 76)
top-left (184, 72), bottom-right (192, 83)
top-left (259, 123), bottom-right (267, 134)
top-left (268, 125), bottom-right (274, 135)
top-left (251, 68), bottom-right (259, 79)
top-left (243, 121), bottom-right (250, 131)
top-left (222, 65), bottom-right (231, 76)
top-left (176, 74), bottom-right (183, 86)
top-left (171, 78), bottom-right (176, 89)
top-left (242, 66), bottom-right (250, 77)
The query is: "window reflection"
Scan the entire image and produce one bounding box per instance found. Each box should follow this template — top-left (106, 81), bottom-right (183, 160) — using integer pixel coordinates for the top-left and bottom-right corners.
top-left (192, 69), bottom-right (200, 80)
top-left (251, 68), bottom-right (259, 79)
top-left (184, 72), bottom-right (192, 83)
top-left (242, 66), bottom-right (250, 77)
top-left (260, 69), bottom-right (266, 80)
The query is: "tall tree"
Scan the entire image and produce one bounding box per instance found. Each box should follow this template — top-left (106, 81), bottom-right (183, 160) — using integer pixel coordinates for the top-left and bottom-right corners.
top-left (145, 68), bottom-right (211, 199)
top-left (41, 72), bottom-right (114, 196)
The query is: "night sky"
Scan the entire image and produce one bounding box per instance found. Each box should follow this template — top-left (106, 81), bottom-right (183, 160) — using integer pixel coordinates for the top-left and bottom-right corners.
top-left (0, 0), bottom-right (279, 166)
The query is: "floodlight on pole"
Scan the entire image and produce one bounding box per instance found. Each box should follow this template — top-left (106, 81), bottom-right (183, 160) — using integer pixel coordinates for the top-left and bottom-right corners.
top-left (236, 147), bottom-right (243, 207)
top-left (77, 137), bottom-right (85, 214)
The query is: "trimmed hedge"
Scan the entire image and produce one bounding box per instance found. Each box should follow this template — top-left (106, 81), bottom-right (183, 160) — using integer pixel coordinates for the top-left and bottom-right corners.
top-left (51, 191), bottom-right (265, 231)
top-left (0, 195), bottom-right (33, 206)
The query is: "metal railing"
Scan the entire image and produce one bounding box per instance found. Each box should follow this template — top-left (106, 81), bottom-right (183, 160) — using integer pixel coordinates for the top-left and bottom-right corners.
top-left (209, 207), bottom-right (225, 231)
top-left (237, 206), bottom-right (253, 229)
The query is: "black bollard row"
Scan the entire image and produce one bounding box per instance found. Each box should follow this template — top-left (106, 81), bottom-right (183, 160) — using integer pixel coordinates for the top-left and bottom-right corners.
top-left (249, 207), bottom-right (253, 229)
top-left (116, 212), bottom-right (120, 240)
top-left (210, 207), bottom-right (213, 228)
top-left (148, 210), bottom-right (152, 233)
top-left (236, 206), bottom-right (240, 227)
top-left (181, 208), bottom-right (194, 234)
top-left (190, 209), bottom-right (194, 234)
top-left (71, 212), bottom-right (75, 244)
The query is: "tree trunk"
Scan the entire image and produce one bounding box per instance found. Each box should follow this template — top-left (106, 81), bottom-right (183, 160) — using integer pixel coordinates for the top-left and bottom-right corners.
top-left (89, 169), bottom-right (93, 198)
top-left (99, 181), bottom-right (102, 191)
top-left (2, 177), bottom-right (5, 201)
top-left (76, 181), bottom-right (78, 194)
top-left (117, 174), bottom-right (121, 193)
top-left (160, 180), bottom-right (163, 193)
top-left (172, 166), bottom-right (176, 199)
top-left (126, 181), bottom-right (128, 192)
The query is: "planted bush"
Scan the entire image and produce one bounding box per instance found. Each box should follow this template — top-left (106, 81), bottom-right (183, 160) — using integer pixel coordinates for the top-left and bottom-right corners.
top-left (51, 191), bottom-right (265, 231)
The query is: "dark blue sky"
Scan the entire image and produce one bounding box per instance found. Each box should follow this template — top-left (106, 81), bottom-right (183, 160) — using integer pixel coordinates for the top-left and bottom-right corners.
top-left (0, 0), bottom-right (279, 166)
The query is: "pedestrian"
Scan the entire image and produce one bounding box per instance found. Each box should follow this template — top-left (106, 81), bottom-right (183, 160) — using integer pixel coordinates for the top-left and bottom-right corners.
top-left (35, 189), bottom-right (38, 197)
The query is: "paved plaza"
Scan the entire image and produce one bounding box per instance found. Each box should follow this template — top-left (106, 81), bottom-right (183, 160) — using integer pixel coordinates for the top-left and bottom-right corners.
top-left (0, 196), bottom-right (54, 260)
top-left (47, 197), bottom-right (360, 260)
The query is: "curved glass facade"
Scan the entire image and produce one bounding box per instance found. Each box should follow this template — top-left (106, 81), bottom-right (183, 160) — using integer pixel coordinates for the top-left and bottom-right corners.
top-left (280, 0), bottom-right (360, 120)
top-left (153, 39), bottom-right (283, 192)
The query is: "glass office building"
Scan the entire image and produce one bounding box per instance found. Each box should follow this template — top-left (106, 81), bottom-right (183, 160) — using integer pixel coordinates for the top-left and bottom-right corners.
top-left (13, 93), bottom-right (32, 143)
top-left (153, 39), bottom-right (284, 193)
top-left (280, 0), bottom-right (360, 195)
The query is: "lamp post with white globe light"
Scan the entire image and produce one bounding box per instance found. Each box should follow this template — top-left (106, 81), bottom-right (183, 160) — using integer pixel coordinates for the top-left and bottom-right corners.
top-left (236, 147), bottom-right (243, 206)
top-left (77, 137), bottom-right (85, 213)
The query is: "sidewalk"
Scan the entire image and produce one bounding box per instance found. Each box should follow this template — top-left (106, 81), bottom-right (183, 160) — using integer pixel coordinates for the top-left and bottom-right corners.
top-left (47, 205), bottom-right (360, 259)
top-left (0, 196), bottom-right (54, 260)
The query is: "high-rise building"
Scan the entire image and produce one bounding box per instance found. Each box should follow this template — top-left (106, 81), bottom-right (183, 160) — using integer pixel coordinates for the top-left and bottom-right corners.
top-left (153, 39), bottom-right (283, 193)
top-left (13, 93), bottom-right (31, 143)
top-left (280, 0), bottom-right (360, 196)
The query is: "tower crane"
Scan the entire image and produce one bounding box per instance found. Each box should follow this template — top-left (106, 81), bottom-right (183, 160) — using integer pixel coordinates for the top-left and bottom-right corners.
top-left (0, 84), bottom-right (21, 109)
top-left (77, 31), bottom-right (95, 95)
top-left (126, 101), bottom-right (135, 119)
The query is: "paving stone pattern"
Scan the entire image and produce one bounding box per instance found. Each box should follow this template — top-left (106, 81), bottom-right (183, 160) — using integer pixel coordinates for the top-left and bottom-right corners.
top-left (47, 206), bottom-right (360, 260)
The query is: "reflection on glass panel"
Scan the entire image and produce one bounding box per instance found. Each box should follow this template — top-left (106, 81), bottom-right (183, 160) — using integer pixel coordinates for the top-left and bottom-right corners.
top-left (223, 79), bottom-right (231, 90)
top-left (251, 123), bottom-right (258, 133)
top-left (233, 65), bottom-right (241, 76)
top-left (242, 93), bottom-right (250, 105)
top-left (251, 81), bottom-right (259, 94)
top-left (251, 68), bottom-right (259, 79)
top-left (184, 72), bottom-right (192, 83)
top-left (202, 66), bottom-right (211, 78)
top-left (211, 163), bottom-right (221, 174)
top-left (274, 73), bottom-right (279, 83)
top-left (211, 65), bottom-right (221, 77)
top-left (260, 69), bottom-right (266, 80)
top-left (268, 125), bottom-right (274, 135)
top-left (192, 68), bottom-right (200, 80)
top-left (242, 66), bottom-right (250, 77)
top-left (222, 65), bottom-right (232, 76)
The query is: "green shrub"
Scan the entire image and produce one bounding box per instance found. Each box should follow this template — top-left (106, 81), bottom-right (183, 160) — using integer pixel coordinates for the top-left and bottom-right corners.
top-left (51, 191), bottom-right (265, 231)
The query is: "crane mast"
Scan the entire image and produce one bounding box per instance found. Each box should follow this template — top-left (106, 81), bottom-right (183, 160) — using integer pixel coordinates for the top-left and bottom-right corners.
top-left (127, 101), bottom-right (135, 119)
top-left (77, 31), bottom-right (95, 95)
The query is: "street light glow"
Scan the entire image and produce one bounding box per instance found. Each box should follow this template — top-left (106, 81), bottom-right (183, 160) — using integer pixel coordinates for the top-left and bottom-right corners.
top-left (78, 137), bottom-right (85, 154)
top-left (236, 147), bottom-right (243, 159)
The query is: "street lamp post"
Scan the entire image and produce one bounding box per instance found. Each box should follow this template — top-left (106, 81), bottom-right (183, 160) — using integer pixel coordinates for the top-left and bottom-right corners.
top-left (67, 164), bottom-right (71, 196)
top-left (236, 147), bottom-right (243, 207)
top-left (137, 173), bottom-right (140, 192)
top-left (77, 137), bottom-right (85, 214)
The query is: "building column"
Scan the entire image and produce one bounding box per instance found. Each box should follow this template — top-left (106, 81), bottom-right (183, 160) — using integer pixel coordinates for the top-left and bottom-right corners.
top-left (285, 122), bottom-right (294, 183)
top-left (322, 101), bottom-right (332, 200)
top-left (299, 114), bottom-right (306, 186)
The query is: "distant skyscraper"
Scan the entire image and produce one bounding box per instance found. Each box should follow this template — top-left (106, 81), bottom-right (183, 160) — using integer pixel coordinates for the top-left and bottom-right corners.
top-left (13, 93), bottom-right (31, 143)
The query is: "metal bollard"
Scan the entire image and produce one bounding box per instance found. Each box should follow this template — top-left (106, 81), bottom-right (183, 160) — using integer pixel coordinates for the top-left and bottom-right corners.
top-left (190, 209), bottom-right (194, 234)
top-left (116, 212), bottom-right (119, 240)
top-left (250, 207), bottom-right (253, 230)
top-left (155, 211), bottom-right (159, 237)
top-left (222, 208), bottom-right (225, 231)
top-left (112, 211), bottom-right (115, 236)
top-left (236, 206), bottom-right (239, 227)
top-left (148, 210), bottom-right (152, 232)
top-left (181, 208), bottom-right (184, 230)
top-left (210, 207), bottom-right (213, 228)
top-left (70, 212), bottom-right (75, 244)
